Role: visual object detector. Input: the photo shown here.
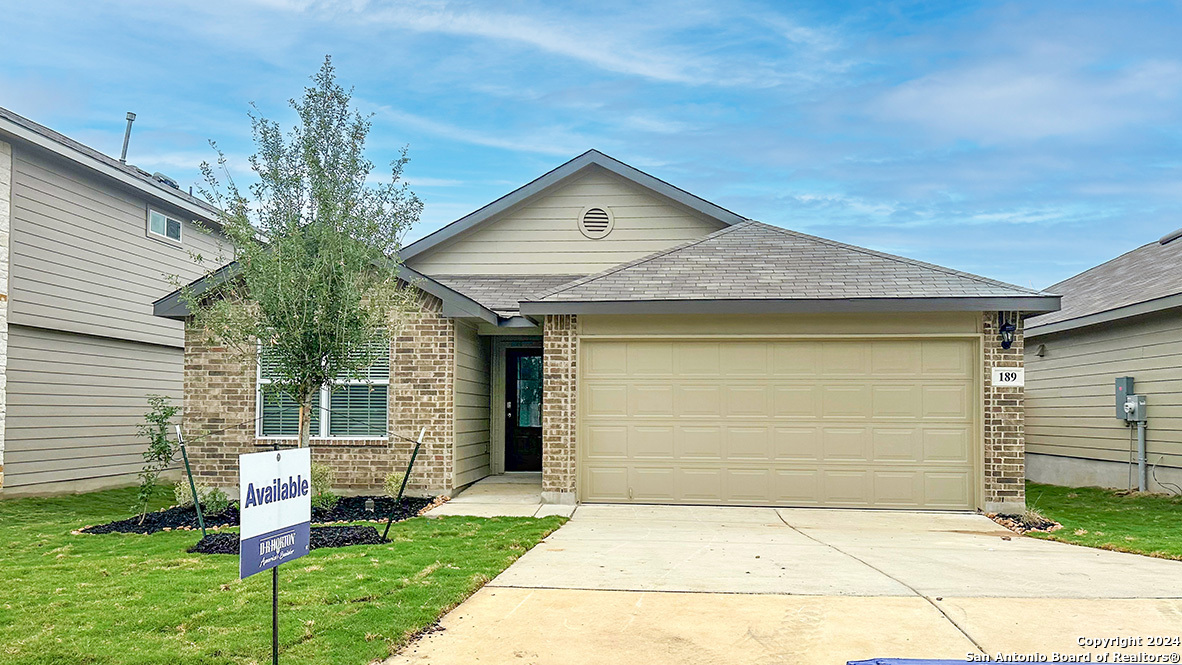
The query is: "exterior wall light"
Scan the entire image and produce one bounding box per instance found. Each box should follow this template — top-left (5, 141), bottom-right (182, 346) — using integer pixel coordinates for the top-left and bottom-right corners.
top-left (998, 312), bottom-right (1017, 349)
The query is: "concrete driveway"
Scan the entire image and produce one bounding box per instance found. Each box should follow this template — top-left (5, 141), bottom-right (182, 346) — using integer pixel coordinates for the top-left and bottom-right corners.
top-left (389, 506), bottom-right (1182, 665)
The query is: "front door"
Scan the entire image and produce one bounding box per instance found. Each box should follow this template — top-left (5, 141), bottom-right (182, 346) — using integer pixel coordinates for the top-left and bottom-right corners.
top-left (505, 348), bottom-right (543, 472)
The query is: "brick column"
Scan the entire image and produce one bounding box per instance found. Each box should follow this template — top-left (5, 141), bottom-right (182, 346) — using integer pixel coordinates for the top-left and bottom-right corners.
top-left (983, 311), bottom-right (1025, 515)
top-left (0, 139), bottom-right (10, 488)
top-left (389, 292), bottom-right (455, 495)
top-left (542, 314), bottom-right (577, 504)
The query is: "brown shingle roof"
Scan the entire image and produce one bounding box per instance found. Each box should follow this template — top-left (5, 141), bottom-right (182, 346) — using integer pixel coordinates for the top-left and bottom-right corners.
top-left (525, 221), bottom-right (1048, 305)
top-left (432, 274), bottom-right (585, 316)
top-left (1027, 233), bottom-right (1182, 331)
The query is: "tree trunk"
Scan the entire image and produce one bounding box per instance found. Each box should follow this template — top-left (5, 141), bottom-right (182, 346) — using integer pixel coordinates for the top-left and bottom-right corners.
top-left (298, 391), bottom-right (315, 448)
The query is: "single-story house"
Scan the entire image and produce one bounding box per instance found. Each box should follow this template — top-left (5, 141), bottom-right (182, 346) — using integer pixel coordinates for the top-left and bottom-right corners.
top-left (158, 150), bottom-right (1059, 514)
top-left (1025, 229), bottom-right (1182, 491)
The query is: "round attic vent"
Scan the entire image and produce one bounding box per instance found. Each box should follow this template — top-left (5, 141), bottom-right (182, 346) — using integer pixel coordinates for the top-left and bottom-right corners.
top-left (578, 206), bottom-right (615, 239)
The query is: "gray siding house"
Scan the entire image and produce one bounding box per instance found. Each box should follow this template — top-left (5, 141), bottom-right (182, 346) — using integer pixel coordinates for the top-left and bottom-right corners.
top-left (1025, 229), bottom-right (1182, 491)
top-left (0, 107), bottom-right (224, 495)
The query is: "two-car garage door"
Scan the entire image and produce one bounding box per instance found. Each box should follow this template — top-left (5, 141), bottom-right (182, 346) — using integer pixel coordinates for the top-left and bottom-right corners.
top-left (579, 338), bottom-right (978, 509)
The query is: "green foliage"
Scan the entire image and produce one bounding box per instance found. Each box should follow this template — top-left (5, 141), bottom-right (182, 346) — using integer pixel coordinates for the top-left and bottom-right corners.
top-left (172, 482), bottom-right (232, 516)
top-left (383, 471), bottom-right (406, 499)
top-left (310, 462), bottom-right (339, 511)
top-left (182, 55), bottom-right (421, 448)
top-left (1026, 481), bottom-right (1182, 559)
top-left (0, 486), bottom-right (566, 664)
top-left (134, 395), bottom-right (181, 522)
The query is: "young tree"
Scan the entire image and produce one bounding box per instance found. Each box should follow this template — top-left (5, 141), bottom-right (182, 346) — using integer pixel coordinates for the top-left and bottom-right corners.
top-left (184, 56), bottom-right (421, 448)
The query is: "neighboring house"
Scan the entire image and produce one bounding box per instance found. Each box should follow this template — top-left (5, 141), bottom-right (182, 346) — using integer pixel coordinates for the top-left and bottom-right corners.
top-left (1025, 230), bottom-right (1182, 491)
top-left (0, 107), bottom-right (225, 496)
top-left (160, 151), bottom-right (1059, 514)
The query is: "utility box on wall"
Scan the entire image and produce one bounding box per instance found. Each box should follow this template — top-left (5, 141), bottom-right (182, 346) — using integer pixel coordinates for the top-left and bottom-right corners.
top-left (1116, 377), bottom-right (1135, 419)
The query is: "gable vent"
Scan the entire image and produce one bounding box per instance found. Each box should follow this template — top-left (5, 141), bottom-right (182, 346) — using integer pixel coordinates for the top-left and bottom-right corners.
top-left (579, 206), bottom-right (615, 239)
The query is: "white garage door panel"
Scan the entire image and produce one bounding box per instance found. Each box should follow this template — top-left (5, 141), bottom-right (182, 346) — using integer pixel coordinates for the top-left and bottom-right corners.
top-left (579, 339), bottom-right (978, 509)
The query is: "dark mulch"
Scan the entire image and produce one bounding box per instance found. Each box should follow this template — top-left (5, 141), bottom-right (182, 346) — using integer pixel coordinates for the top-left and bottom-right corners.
top-left (80, 495), bottom-right (433, 536)
top-left (80, 505), bottom-right (240, 535)
top-left (188, 526), bottom-right (387, 555)
top-left (313, 495), bottom-right (432, 523)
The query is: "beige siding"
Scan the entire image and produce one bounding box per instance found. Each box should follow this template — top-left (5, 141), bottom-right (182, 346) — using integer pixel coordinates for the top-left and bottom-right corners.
top-left (454, 321), bottom-right (491, 487)
top-left (1026, 310), bottom-right (1182, 468)
top-left (2, 324), bottom-right (182, 493)
top-left (407, 166), bottom-right (726, 275)
top-left (8, 146), bottom-right (224, 348)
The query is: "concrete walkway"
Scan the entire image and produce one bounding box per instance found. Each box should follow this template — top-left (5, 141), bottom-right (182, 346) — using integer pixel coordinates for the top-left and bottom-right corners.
top-left (390, 505), bottom-right (1182, 664)
top-left (425, 473), bottom-right (575, 518)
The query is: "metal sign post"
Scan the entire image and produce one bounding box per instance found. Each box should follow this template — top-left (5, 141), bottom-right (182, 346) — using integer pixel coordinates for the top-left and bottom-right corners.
top-left (239, 447), bottom-right (311, 663)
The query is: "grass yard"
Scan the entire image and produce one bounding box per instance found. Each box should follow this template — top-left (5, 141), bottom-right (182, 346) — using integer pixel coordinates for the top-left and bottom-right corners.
top-left (1025, 481), bottom-right (1182, 559)
top-left (0, 487), bottom-right (565, 665)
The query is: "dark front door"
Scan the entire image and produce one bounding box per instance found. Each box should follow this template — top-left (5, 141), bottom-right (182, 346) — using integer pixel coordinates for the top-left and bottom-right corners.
top-left (505, 348), bottom-right (543, 472)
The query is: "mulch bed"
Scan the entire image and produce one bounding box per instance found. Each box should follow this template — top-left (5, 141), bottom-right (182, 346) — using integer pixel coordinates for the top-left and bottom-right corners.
top-left (988, 511), bottom-right (1062, 535)
top-left (79, 495), bottom-right (436, 535)
top-left (188, 526), bottom-right (387, 555)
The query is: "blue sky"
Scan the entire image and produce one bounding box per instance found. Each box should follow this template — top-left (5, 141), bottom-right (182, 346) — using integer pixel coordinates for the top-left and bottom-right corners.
top-left (3, 1), bottom-right (1180, 289)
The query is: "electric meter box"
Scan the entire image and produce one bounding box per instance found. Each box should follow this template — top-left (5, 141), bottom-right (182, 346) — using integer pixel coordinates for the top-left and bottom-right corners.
top-left (1116, 377), bottom-right (1135, 419)
top-left (1125, 394), bottom-right (1148, 423)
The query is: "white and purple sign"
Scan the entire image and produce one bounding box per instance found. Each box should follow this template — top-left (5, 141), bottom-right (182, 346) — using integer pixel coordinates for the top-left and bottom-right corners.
top-left (239, 447), bottom-right (311, 579)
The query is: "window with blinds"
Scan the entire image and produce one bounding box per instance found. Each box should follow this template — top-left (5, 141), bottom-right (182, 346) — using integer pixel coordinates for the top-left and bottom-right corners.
top-left (257, 342), bottom-right (389, 439)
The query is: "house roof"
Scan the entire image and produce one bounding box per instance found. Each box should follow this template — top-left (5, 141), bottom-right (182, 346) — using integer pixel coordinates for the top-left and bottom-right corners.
top-left (1026, 230), bottom-right (1182, 337)
top-left (0, 106), bottom-right (221, 224)
top-left (400, 149), bottom-right (748, 262)
top-left (152, 262), bottom-right (534, 328)
top-left (519, 221), bottom-right (1060, 315)
top-left (432, 275), bottom-right (585, 316)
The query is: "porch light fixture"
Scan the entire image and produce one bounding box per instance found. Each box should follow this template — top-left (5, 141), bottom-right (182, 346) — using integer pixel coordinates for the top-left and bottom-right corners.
top-left (997, 312), bottom-right (1017, 350)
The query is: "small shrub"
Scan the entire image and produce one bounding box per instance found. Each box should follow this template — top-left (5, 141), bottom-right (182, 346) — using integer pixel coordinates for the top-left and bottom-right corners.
top-left (384, 471), bottom-right (406, 498)
top-left (311, 463), bottom-right (339, 511)
top-left (173, 481), bottom-right (232, 516)
top-left (134, 395), bottom-right (181, 522)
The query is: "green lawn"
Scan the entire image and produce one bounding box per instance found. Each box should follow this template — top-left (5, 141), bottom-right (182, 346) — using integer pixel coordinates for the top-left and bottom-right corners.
top-left (1025, 481), bottom-right (1182, 559)
top-left (0, 487), bottom-right (565, 665)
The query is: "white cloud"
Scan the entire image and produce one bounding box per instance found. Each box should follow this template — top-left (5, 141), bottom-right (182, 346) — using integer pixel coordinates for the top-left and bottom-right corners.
top-left (876, 55), bottom-right (1182, 142)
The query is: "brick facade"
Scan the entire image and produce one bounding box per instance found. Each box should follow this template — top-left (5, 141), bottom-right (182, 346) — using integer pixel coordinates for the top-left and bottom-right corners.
top-left (983, 311), bottom-right (1026, 515)
top-left (541, 314), bottom-right (577, 503)
top-left (181, 290), bottom-right (456, 497)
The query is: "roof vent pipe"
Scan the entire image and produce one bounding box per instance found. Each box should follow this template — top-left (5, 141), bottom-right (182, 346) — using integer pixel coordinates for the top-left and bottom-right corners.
top-left (119, 111), bottom-right (136, 163)
top-left (1160, 228), bottom-right (1182, 245)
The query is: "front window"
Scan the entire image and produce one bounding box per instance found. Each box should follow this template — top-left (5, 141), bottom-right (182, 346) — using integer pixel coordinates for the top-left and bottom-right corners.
top-left (148, 209), bottom-right (182, 242)
top-left (256, 343), bottom-right (389, 439)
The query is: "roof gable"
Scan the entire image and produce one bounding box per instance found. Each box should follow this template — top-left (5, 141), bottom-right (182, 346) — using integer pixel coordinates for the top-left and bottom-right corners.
top-left (400, 150), bottom-right (746, 268)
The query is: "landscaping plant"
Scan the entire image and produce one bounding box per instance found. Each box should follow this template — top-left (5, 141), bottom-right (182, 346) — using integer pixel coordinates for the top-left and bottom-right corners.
top-left (310, 462), bottom-right (340, 511)
top-left (181, 55), bottom-right (421, 448)
top-left (133, 394), bottom-right (181, 523)
top-left (384, 471), bottom-right (406, 498)
top-left (173, 481), bottom-right (232, 516)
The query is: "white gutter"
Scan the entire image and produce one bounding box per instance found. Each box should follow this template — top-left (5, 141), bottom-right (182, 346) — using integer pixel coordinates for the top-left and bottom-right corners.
top-left (1027, 292), bottom-right (1182, 337)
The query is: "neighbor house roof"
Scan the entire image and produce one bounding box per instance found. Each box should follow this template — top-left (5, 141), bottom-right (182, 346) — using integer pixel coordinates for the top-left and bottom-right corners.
top-left (519, 221), bottom-right (1060, 315)
top-left (432, 275), bottom-right (585, 317)
top-left (1026, 230), bottom-right (1182, 337)
top-left (0, 106), bottom-right (221, 224)
top-left (400, 149), bottom-right (748, 262)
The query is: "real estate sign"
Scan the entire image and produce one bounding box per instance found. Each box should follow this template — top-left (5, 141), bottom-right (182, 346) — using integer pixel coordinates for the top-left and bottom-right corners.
top-left (239, 447), bottom-right (311, 579)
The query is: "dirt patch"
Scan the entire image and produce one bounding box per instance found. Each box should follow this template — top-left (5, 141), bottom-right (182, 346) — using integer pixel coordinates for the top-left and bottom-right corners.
top-left (80, 495), bottom-right (435, 535)
top-left (188, 525), bottom-right (387, 554)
